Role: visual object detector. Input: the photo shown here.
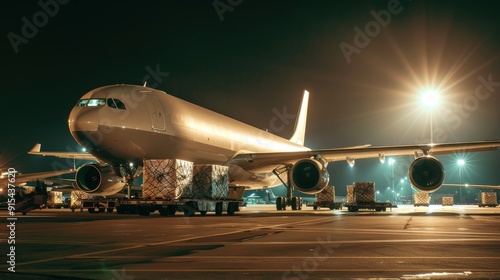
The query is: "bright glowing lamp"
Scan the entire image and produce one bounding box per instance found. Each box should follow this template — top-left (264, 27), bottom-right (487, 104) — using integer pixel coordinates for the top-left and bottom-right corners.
top-left (421, 89), bottom-right (440, 109)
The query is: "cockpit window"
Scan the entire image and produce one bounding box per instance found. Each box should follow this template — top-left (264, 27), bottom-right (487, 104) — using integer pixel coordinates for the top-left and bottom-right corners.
top-left (114, 99), bottom-right (126, 110)
top-left (77, 98), bottom-right (125, 109)
top-left (77, 99), bottom-right (89, 107)
top-left (87, 98), bottom-right (106, 107)
top-left (106, 98), bottom-right (117, 108)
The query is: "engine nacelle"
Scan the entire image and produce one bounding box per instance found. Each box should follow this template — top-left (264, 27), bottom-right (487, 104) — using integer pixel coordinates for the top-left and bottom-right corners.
top-left (408, 156), bottom-right (445, 192)
top-left (290, 158), bottom-right (329, 194)
top-left (74, 163), bottom-right (125, 196)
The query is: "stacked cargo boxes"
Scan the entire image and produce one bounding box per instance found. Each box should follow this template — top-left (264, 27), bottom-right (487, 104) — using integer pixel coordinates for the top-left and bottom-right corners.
top-left (479, 192), bottom-right (498, 207)
top-left (190, 164), bottom-right (229, 199)
top-left (442, 197), bottom-right (454, 206)
top-left (414, 192), bottom-right (430, 206)
top-left (142, 159), bottom-right (193, 199)
top-left (70, 190), bottom-right (94, 209)
top-left (353, 182), bottom-right (375, 203)
top-left (346, 185), bottom-right (354, 203)
top-left (47, 191), bottom-right (63, 208)
top-left (316, 186), bottom-right (335, 204)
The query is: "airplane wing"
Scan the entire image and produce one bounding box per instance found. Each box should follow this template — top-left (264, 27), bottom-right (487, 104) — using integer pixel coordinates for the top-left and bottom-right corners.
top-left (230, 140), bottom-right (500, 172)
top-left (0, 169), bottom-right (76, 186)
top-left (28, 143), bottom-right (97, 161)
top-left (443, 184), bottom-right (500, 190)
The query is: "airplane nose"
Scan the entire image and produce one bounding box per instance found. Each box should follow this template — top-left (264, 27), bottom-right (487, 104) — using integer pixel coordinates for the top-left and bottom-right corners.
top-left (68, 107), bottom-right (99, 133)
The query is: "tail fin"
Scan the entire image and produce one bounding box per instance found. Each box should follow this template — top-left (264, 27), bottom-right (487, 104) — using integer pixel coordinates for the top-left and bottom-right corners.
top-left (289, 90), bottom-right (309, 146)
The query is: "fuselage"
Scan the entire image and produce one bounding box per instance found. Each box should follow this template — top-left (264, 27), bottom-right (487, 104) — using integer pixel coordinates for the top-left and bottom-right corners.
top-left (68, 84), bottom-right (309, 188)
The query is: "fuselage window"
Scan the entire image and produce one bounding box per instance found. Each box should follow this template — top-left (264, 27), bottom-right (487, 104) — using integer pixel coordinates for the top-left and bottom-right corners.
top-left (87, 98), bottom-right (106, 107)
top-left (114, 99), bottom-right (126, 110)
top-left (107, 98), bottom-right (117, 108)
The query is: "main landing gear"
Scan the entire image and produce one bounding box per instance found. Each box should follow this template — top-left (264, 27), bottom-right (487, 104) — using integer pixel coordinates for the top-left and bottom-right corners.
top-left (273, 166), bottom-right (302, 211)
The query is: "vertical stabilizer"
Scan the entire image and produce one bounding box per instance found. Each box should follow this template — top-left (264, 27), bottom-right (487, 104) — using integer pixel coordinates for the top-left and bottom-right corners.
top-left (289, 90), bottom-right (309, 146)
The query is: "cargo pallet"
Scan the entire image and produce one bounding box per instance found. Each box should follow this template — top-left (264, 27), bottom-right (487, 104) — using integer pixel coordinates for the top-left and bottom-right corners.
top-left (306, 201), bottom-right (343, 210)
top-left (117, 198), bottom-right (242, 216)
top-left (344, 202), bottom-right (396, 212)
top-left (72, 199), bottom-right (117, 213)
top-left (478, 204), bottom-right (498, 207)
top-left (414, 203), bottom-right (429, 207)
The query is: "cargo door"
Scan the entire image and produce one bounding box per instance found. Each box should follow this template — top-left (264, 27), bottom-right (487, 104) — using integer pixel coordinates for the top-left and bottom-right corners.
top-left (145, 95), bottom-right (165, 131)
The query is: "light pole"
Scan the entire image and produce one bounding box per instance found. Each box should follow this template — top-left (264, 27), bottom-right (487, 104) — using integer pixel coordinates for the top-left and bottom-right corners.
top-left (457, 159), bottom-right (465, 204)
top-left (389, 158), bottom-right (395, 203)
top-left (420, 89), bottom-right (440, 144)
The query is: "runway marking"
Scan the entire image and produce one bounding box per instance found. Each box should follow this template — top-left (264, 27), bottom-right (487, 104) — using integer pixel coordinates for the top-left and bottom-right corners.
top-left (15, 268), bottom-right (500, 273)
top-left (17, 216), bottom-right (335, 266)
top-left (70, 255), bottom-right (500, 259)
top-left (268, 227), bottom-right (500, 236)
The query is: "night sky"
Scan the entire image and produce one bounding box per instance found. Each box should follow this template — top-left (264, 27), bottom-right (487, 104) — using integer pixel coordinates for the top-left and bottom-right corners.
top-left (2, 1), bottom-right (499, 197)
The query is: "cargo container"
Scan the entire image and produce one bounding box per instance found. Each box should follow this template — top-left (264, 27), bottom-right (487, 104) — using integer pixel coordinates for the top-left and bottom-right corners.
top-left (353, 182), bottom-right (375, 203)
top-left (414, 192), bottom-right (430, 207)
top-left (46, 191), bottom-right (63, 208)
top-left (306, 186), bottom-right (342, 210)
top-left (478, 192), bottom-right (498, 207)
top-left (344, 182), bottom-right (396, 212)
top-left (346, 185), bottom-right (354, 203)
top-left (442, 197), bottom-right (454, 206)
top-left (111, 161), bottom-right (243, 216)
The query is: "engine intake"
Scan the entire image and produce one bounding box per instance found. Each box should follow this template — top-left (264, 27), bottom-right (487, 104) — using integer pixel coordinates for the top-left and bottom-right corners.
top-left (75, 163), bottom-right (125, 196)
top-left (408, 156), bottom-right (445, 192)
top-left (290, 158), bottom-right (329, 194)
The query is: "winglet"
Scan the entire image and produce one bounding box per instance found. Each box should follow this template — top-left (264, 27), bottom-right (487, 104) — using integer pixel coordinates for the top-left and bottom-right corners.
top-left (30, 143), bottom-right (41, 153)
top-left (289, 90), bottom-right (309, 146)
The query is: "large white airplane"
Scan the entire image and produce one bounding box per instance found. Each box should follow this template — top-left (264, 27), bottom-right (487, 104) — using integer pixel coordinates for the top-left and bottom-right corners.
top-left (29, 84), bottom-right (500, 207)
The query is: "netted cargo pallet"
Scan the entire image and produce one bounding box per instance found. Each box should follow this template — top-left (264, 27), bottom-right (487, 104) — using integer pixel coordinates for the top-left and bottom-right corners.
top-left (71, 190), bottom-right (95, 209)
top-left (347, 185), bottom-right (354, 203)
top-left (142, 159), bottom-right (193, 199)
top-left (316, 186), bottom-right (335, 203)
top-left (190, 164), bottom-right (229, 199)
top-left (354, 182), bottom-right (375, 203)
top-left (414, 192), bottom-right (430, 206)
top-left (479, 192), bottom-right (498, 207)
top-left (442, 197), bottom-right (454, 206)
top-left (47, 191), bottom-right (63, 205)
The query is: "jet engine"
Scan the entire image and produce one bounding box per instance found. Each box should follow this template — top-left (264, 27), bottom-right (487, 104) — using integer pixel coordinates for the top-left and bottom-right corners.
top-left (74, 163), bottom-right (125, 196)
top-left (290, 158), bottom-right (329, 194)
top-left (408, 156), bottom-right (445, 192)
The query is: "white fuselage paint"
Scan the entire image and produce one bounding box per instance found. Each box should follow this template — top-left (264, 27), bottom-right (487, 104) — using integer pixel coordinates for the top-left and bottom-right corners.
top-left (68, 84), bottom-right (310, 189)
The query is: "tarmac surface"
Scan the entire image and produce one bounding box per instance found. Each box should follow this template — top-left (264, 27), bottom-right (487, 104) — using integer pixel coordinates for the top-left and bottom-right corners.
top-left (1, 204), bottom-right (500, 280)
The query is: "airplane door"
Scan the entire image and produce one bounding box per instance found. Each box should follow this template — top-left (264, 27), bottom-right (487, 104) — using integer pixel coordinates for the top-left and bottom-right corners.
top-left (145, 95), bottom-right (165, 131)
